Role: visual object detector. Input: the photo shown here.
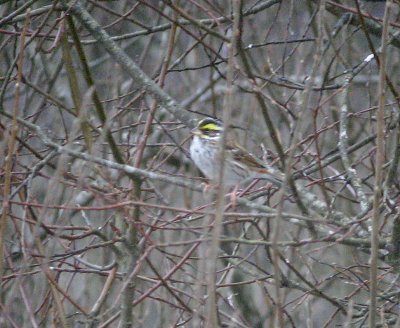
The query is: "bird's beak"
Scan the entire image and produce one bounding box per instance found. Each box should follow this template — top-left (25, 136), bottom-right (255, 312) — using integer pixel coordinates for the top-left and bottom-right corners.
top-left (191, 128), bottom-right (200, 136)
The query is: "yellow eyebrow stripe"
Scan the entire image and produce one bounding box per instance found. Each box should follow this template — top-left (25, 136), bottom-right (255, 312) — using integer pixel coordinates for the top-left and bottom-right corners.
top-left (201, 123), bottom-right (222, 131)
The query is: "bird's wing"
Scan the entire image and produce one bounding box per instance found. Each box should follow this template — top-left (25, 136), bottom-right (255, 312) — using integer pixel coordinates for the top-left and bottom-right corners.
top-left (227, 141), bottom-right (265, 170)
top-left (227, 141), bottom-right (283, 186)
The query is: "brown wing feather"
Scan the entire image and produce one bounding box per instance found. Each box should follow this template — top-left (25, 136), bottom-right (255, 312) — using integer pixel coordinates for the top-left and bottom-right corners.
top-left (226, 141), bottom-right (265, 171)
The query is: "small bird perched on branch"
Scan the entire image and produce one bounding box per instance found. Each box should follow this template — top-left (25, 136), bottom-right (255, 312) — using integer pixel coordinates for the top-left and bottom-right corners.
top-left (190, 117), bottom-right (283, 188)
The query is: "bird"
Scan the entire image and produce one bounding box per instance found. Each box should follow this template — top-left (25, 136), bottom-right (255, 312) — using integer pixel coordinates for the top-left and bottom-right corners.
top-left (189, 117), bottom-right (283, 187)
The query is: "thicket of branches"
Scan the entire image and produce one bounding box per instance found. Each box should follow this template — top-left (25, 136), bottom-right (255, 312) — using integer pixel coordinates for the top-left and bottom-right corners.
top-left (1, 0), bottom-right (400, 327)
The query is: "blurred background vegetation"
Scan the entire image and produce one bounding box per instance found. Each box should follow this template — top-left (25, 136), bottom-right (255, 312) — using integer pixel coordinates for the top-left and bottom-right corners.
top-left (1, 0), bottom-right (400, 327)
